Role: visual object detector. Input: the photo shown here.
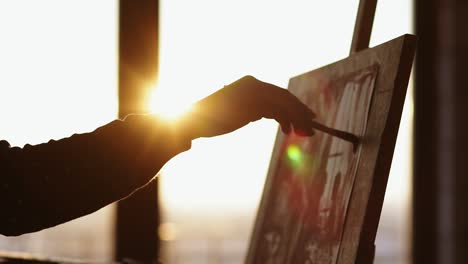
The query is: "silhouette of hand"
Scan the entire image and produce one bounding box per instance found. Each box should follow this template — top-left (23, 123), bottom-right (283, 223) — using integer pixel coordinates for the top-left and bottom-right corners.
top-left (182, 76), bottom-right (316, 139)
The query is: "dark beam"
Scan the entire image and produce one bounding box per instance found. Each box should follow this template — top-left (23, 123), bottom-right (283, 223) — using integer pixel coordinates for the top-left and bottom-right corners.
top-left (116, 0), bottom-right (160, 262)
top-left (413, 1), bottom-right (440, 263)
top-left (413, 0), bottom-right (468, 263)
top-left (454, 2), bottom-right (468, 263)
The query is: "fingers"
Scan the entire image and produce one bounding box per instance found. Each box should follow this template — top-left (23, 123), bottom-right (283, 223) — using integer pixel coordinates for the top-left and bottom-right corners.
top-left (256, 80), bottom-right (316, 136)
top-left (280, 122), bottom-right (292, 134)
top-left (196, 75), bottom-right (317, 137)
top-left (269, 106), bottom-right (292, 134)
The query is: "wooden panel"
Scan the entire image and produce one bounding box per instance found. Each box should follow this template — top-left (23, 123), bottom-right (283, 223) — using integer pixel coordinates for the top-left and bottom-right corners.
top-left (413, 1), bottom-right (440, 263)
top-left (414, 1), bottom-right (468, 263)
top-left (455, 2), bottom-right (468, 263)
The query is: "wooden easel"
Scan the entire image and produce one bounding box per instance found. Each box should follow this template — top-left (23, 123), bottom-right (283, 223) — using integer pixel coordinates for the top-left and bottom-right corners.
top-left (350, 0), bottom-right (377, 263)
top-left (247, 0), bottom-right (417, 263)
top-left (350, 0), bottom-right (378, 55)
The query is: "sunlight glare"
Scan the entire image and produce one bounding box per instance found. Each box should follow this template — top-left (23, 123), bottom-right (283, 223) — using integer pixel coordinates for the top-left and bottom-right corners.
top-left (148, 85), bottom-right (194, 120)
top-left (158, 222), bottom-right (179, 241)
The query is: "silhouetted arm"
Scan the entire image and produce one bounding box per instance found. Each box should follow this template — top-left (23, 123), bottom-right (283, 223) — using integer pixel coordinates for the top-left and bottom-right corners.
top-left (0, 115), bottom-right (191, 236)
top-left (0, 75), bottom-right (317, 236)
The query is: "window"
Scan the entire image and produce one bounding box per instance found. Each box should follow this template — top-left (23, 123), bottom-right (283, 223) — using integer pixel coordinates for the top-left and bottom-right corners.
top-left (0, 1), bottom-right (118, 260)
top-left (153, 0), bottom-right (413, 263)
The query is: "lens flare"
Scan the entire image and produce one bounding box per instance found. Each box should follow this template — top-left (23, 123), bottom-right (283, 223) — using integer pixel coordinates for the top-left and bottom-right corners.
top-left (287, 144), bottom-right (303, 168)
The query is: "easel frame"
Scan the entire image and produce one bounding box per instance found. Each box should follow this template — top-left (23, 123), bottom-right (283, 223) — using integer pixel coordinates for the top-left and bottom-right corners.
top-left (348, 1), bottom-right (377, 262)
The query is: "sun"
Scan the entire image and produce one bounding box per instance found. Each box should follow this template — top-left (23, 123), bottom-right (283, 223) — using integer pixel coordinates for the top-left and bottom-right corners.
top-left (147, 85), bottom-right (194, 121)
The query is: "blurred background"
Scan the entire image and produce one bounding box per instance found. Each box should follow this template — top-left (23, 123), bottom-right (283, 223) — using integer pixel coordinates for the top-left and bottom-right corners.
top-left (0, 0), bottom-right (464, 263)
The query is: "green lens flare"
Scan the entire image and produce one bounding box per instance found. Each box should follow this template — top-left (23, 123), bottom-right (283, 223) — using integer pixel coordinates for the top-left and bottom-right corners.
top-left (287, 145), bottom-right (303, 167)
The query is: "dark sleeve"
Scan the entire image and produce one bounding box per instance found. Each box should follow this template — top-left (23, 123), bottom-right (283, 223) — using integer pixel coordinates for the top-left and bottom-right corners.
top-left (0, 114), bottom-right (191, 236)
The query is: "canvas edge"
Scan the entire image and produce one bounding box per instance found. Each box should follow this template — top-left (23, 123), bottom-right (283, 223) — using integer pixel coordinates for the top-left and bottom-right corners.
top-left (338, 34), bottom-right (417, 264)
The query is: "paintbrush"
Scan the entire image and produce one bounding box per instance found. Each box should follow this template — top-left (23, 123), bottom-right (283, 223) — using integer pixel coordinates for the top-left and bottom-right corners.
top-left (310, 120), bottom-right (360, 152)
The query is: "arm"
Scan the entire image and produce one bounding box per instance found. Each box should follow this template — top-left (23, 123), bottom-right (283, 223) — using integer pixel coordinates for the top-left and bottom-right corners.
top-left (0, 115), bottom-right (191, 236)
top-left (0, 75), bottom-right (316, 236)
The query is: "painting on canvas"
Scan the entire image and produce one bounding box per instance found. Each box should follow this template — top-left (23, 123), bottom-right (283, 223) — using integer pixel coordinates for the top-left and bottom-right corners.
top-left (252, 66), bottom-right (378, 264)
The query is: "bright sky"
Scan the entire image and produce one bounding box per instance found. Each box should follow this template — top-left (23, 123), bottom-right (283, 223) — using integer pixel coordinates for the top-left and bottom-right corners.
top-left (155, 0), bottom-right (413, 214)
top-left (155, 0), bottom-right (359, 212)
top-left (155, 0), bottom-right (413, 261)
top-left (0, 1), bottom-right (118, 147)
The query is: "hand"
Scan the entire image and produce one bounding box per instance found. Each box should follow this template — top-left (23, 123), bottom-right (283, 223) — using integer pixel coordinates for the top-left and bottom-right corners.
top-left (181, 75), bottom-right (316, 139)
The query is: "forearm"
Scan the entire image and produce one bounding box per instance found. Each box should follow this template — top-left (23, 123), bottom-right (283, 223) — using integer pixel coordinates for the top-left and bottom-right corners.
top-left (0, 115), bottom-right (191, 236)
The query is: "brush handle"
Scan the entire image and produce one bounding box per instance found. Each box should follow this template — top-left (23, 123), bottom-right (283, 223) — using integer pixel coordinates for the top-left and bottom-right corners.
top-left (310, 120), bottom-right (359, 151)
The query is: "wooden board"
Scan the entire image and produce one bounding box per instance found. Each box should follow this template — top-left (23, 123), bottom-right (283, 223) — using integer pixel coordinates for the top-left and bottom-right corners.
top-left (246, 34), bottom-right (416, 264)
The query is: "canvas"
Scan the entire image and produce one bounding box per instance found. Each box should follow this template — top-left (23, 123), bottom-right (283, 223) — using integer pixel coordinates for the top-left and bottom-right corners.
top-left (247, 34), bottom-right (416, 264)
